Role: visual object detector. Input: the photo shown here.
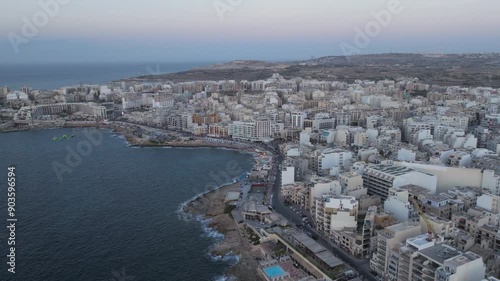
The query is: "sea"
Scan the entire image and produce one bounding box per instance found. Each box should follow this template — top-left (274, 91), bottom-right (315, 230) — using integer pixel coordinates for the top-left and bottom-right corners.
top-left (0, 128), bottom-right (254, 281)
top-left (0, 62), bottom-right (214, 91)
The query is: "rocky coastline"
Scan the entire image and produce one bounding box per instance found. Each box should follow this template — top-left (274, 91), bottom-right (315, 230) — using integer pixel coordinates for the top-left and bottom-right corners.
top-left (182, 180), bottom-right (260, 281)
top-left (2, 122), bottom-right (268, 280)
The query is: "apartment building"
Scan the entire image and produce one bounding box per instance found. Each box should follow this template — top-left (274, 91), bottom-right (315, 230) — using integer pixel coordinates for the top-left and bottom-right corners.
top-left (404, 119), bottom-right (433, 142)
top-left (384, 188), bottom-right (418, 223)
top-left (315, 195), bottom-right (358, 235)
top-left (391, 236), bottom-right (486, 281)
top-left (370, 221), bottom-right (422, 277)
top-left (420, 194), bottom-right (454, 220)
top-left (339, 172), bottom-right (366, 199)
top-left (311, 148), bottom-right (353, 176)
top-left (363, 163), bottom-right (437, 200)
top-left (290, 111), bottom-right (306, 129)
top-left (228, 117), bottom-right (272, 142)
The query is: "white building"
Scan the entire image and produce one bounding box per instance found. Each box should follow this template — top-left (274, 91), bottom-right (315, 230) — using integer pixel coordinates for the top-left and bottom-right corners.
top-left (397, 148), bottom-right (417, 162)
top-left (384, 188), bottom-right (416, 223)
top-left (476, 194), bottom-right (500, 214)
top-left (229, 118), bottom-right (272, 142)
top-left (309, 178), bottom-right (342, 209)
top-left (370, 222), bottom-right (422, 277)
top-left (312, 148), bottom-right (353, 176)
top-left (281, 166), bottom-right (295, 186)
top-left (436, 251), bottom-right (486, 281)
top-left (299, 130), bottom-right (312, 146)
top-left (291, 111), bottom-right (306, 129)
top-left (339, 172), bottom-right (366, 198)
top-left (315, 195), bottom-right (358, 233)
top-left (404, 119), bottom-right (432, 142)
top-left (363, 163), bottom-right (437, 200)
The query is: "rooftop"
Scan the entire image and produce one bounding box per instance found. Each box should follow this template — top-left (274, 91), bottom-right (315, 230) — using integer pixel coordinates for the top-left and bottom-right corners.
top-left (386, 221), bottom-right (420, 234)
top-left (316, 250), bottom-right (344, 268)
top-left (224, 192), bottom-right (240, 202)
top-left (419, 244), bottom-right (461, 264)
top-left (445, 251), bottom-right (482, 267)
top-left (367, 164), bottom-right (414, 176)
top-left (406, 234), bottom-right (435, 250)
top-left (291, 232), bottom-right (344, 268)
top-left (292, 232), bottom-right (326, 254)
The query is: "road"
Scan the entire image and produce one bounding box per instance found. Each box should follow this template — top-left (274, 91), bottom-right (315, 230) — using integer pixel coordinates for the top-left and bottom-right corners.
top-left (269, 147), bottom-right (377, 281)
top-left (110, 122), bottom-right (378, 280)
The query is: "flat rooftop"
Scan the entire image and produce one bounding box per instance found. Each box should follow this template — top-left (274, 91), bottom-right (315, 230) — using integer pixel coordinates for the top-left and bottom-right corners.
top-left (292, 232), bottom-right (326, 254)
top-left (407, 234), bottom-right (434, 250)
top-left (386, 221), bottom-right (419, 233)
top-left (225, 192), bottom-right (240, 202)
top-left (445, 252), bottom-right (481, 267)
top-left (291, 232), bottom-right (344, 268)
top-left (368, 164), bottom-right (414, 176)
top-left (419, 244), bottom-right (461, 264)
top-left (316, 251), bottom-right (344, 268)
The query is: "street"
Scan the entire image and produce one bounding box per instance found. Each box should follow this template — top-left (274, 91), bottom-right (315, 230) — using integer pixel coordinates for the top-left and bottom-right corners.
top-left (269, 148), bottom-right (377, 281)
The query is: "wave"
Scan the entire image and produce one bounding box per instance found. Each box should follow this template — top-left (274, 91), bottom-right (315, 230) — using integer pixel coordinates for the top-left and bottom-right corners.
top-left (199, 217), bottom-right (224, 240)
top-left (213, 274), bottom-right (238, 281)
top-left (176, 177), bottom-right (239, 220)
top-left (210, 252), bottom-right (240, 265)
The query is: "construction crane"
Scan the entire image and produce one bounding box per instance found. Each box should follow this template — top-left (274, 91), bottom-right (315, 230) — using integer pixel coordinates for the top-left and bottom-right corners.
top-left (409, 197), bottom-right (439, 241)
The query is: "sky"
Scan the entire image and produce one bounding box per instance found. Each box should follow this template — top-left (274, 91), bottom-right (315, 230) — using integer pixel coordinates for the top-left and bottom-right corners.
top-left (0, 0), bottom-right (499, 63)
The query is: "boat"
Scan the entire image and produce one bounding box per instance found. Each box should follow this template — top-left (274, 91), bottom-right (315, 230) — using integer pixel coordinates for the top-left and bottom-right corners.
top-left (52, 133), bottom-right (75, 141)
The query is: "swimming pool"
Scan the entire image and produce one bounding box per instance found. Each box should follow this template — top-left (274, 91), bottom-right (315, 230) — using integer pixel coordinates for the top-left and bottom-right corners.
top-left (263, 265), bottom-right (287, 279)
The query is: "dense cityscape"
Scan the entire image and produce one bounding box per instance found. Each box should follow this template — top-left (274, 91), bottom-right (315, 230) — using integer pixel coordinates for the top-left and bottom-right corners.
top-left (1, 67), bottom-right (500, 281)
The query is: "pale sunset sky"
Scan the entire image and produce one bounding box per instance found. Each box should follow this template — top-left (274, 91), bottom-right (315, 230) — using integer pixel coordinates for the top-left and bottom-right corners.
top-left (1, 0), bottom-right (499, 63)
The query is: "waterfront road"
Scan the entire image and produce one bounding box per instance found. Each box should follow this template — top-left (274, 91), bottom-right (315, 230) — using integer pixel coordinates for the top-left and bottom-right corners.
top-left (270, 150), bottom-right (377, 281)
top-left (107, 122), bottom-right (378, 280)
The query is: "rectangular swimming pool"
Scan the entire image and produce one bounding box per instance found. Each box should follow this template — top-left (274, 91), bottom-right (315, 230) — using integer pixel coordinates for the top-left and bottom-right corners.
top-left (264, 265), bottom-right (287, 278)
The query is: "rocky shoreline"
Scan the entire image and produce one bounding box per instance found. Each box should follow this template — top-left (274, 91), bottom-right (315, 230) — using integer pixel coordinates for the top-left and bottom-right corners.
top-left (3, 123), bottom-right (266, 280)
top-left (182, 181), bottom-right (261, 281)
top-left (110, 123), bottom-right (265, 280)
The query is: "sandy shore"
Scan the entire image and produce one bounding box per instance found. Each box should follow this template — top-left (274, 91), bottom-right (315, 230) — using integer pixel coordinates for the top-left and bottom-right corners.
top-left (183, 181), bottom-right (261, 281)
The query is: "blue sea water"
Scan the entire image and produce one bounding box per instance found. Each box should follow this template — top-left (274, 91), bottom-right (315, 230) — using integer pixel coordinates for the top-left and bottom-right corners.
top-left (0, 62), bottom-right (213, 91)
top-left (0, 128), bottom-right (253, 281)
